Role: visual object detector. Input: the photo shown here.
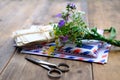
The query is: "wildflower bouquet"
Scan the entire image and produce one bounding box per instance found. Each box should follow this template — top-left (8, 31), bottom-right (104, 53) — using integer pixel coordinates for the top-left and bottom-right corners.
top-left (53, 3), bottom-right (120, 47)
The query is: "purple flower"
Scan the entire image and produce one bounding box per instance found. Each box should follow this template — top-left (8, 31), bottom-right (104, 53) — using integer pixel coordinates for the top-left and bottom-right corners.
top-left (58, 20), bottom-right (65, 28)
top-left (56, 13), bottom-right (62, 18)
top-left (67, 3), bottom-right (76, 9)
top-left (60, 36), bottom-right (68, 42)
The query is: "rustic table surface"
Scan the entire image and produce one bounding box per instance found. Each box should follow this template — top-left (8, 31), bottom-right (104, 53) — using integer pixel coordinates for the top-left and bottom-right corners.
top-left (0, 0), bottom-right (120, 80)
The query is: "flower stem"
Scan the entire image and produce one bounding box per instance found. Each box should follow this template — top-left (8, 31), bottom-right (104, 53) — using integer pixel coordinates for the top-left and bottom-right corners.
top-left (86, 32), bottom-right (120, 47)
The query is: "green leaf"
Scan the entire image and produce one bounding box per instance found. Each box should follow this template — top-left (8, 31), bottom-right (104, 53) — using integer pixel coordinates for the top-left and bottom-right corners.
top-left (104, 27), bottom-right (116, 39)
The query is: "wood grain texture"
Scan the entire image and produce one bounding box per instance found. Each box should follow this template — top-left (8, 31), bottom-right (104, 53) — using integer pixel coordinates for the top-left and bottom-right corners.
top-left (88, 0), bottom-right (120, 80)
top-left (0, 0), bottom-right (92, 80)
top-left (0, 0), bottom-right (50, 74)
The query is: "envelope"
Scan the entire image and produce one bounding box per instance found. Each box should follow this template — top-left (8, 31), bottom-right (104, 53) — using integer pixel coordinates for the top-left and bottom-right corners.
top-left (21, 41), bottom-right (111, 64)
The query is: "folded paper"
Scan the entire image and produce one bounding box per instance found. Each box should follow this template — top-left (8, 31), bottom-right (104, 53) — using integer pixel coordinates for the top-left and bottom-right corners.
top-left (13, 25), bottom-right (54, 46)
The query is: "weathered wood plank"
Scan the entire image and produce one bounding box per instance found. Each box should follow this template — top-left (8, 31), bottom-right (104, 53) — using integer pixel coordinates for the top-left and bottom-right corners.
top-left (88, 0), bottom-right (120, 80)
top-left (0, 0), bottom-right (49, 74)
top-left (0, 0), bottom-right (12, 9)
top-left (0, 0), bottom-right (92, 80)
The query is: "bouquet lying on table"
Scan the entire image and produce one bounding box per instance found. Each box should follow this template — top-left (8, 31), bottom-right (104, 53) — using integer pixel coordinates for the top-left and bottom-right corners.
top-left (52, 3), bottom-right (120, 47)
top-left (14, 3), bottom-right (120, 64)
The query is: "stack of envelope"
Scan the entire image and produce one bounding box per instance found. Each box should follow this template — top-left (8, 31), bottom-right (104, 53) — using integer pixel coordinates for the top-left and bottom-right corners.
top-left (21, 40), bottom-right (111, 64)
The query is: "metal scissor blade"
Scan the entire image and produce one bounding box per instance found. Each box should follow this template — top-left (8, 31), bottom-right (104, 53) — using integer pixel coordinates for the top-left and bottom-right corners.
top-left (40, 64), bottom-right (52, 70)
top-left (25, 56), bottom-right (57, 67)
top-left (25, 57), bottom-right (41, 64)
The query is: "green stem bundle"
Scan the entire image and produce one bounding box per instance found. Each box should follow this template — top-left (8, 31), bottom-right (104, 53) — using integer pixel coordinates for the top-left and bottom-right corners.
top-left (85, 30), bottom-right (120, 47)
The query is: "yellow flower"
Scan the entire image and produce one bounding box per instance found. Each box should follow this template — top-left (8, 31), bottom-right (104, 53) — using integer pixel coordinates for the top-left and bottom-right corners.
top-left (46, 46), bottom-right (55, 56)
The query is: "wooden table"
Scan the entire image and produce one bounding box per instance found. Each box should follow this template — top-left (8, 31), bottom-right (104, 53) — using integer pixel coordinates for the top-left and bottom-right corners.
top-left (0, 0), bottom-right (120, 80)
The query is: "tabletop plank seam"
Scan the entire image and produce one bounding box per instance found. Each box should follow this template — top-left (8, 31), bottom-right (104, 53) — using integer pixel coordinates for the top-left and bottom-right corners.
top-left (0, 48), bottom-right (17, 75)
top-left (91, 63), bottom-right (94, 80)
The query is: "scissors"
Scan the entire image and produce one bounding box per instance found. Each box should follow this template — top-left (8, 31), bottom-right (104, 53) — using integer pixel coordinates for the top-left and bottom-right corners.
top-left (25, 56), bottom-right (69, 78)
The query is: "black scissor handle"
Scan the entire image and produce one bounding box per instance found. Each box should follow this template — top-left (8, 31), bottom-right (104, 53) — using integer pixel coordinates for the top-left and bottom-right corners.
top-left (48, 69), bottom-right (62, 78)
top-left (57, 63), bottom-right (69, 72)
